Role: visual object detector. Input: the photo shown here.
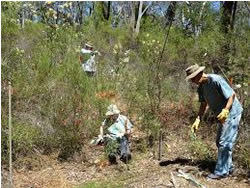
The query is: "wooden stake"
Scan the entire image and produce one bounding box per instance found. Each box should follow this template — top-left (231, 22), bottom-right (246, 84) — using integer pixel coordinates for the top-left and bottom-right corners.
top-left (158, 129), bottom-right (162, 161)
top-left (8, 81), bottom-right (13, 187)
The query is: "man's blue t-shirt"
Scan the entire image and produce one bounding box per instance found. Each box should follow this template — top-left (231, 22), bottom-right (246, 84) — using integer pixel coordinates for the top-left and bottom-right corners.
top-left (198, 74), bottom-right (243, 117)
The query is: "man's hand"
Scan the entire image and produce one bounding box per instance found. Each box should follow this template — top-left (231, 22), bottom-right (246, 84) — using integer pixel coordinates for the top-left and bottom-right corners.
top-left (191, 117), bottom-right (200, 133)
top-left (98, 134), bottom-right (103, 139)
top-left (117, 132), bottom-right (125, 138)
top-left (217, 109), bottom-right (229, 124)
top-left (93, 50), bottom-right (101, 56)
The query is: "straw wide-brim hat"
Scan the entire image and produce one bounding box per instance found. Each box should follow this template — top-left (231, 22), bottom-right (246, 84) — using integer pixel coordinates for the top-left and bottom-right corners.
top-left (185, 64), bottom-right (205, 80)
top-left (105, 104), bottom-right (120, 116)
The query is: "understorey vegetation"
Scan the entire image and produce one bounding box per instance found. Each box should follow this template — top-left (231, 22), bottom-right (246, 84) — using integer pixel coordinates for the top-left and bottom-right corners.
top-left (1, 1), bottom-right (249, 174)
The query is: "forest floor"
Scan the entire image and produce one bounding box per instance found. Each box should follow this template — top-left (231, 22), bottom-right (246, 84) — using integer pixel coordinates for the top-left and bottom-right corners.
top-left (2, 129), bottom-right (250, 188)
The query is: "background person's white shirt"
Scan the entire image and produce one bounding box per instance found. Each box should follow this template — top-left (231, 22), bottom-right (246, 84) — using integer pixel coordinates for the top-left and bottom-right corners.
top-left (80, 48), bottom-right (97, 72)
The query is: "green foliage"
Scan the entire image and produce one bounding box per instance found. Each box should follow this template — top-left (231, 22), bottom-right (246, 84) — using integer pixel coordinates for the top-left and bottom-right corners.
top-left (146, 117), bottom-right (162, 140)
top-left (11, 120), bottom-right (45, 160)
top-left (140, 114), bottom-right (162, 149)
top-left (239, 145), bottom-right (250, 169)
top-left (1, 126), bottom-right (9, 164)
top-left (1, 112), bottom-right (48, 164)
top-left (236, 136), bottom-right (250, 169)
top-left (135, 139), bottom-right (148, 153)
top-left (104, 139), bottom-right (120, 158)
top-left (189, 132), bottom-right (214, 161)
top-left (1, 2), bottom-right (249, 172)
top-left (56, 125), bottom-right (82, 161)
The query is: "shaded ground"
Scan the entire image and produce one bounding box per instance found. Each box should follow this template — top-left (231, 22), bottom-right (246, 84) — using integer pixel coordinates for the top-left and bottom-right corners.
top-left (2, 135), bottom-right (249, 188)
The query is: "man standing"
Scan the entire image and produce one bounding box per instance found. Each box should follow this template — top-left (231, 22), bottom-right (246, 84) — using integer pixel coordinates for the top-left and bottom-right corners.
top-left (79, 43), bottom-right (101, 76)
top-left (185, 64), bottom-right (243, 180)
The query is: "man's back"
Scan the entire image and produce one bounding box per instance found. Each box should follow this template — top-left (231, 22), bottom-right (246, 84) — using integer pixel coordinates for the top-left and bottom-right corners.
top-left (198, 74), bottom-right (243, 117)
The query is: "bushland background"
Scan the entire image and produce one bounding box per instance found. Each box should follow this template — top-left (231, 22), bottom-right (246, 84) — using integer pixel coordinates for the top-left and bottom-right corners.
top-left (1, 1), bottom-right (249, 187)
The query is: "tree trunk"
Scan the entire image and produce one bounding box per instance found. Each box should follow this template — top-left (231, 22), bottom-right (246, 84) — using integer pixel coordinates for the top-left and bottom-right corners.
top-left (231, 2), bottom-right (237, 30)
top-left (56, 7), bottom-right (59, 25)
top-left (164, 1), bottom-right (177, 28)
top-left (77, 2), bottom-right (84, 25)
top-left (220, 1), bottom-right (237, 69)
top-left (135, 1), bottom-right (143, 34)
top-left (195, 1), bottom-right (207, 37)
top-left (93, 2), bottom-right (105, 29)
top-left (101, 1), bottom-right (111, 20)
top-left (107, 1), bottom-right (111, 20)
top-left (135, 2), bottom-right (151, 36)
top-left (221, 1), bottom-right (237, 34)
top-left (89, 2), bottom-right (94, 16)
top-left (129, 2), bottom-right (138, 31)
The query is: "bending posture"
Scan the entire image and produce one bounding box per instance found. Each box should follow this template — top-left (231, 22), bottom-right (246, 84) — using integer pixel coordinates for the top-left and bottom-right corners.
top-left (185, 64), bottom-right (243, 180)
top-left (100, 104), bottom-right (133, 164)
top-left (79, 43), bottom-right (101, 76)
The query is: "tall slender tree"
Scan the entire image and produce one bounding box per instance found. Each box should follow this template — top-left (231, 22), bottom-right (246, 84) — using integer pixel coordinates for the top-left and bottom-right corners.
top-left (220, 1), bottom-right (238, 69)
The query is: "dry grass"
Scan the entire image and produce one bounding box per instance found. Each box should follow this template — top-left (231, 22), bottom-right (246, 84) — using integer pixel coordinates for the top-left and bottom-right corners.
top-left (2, 131), bottom-right (249, 188)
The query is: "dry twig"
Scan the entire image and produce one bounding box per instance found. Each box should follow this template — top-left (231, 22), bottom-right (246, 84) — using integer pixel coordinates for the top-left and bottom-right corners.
top-left (170, 172), bottom-right (178, 188)
top-left (177, 169), bottom-right (207, 188)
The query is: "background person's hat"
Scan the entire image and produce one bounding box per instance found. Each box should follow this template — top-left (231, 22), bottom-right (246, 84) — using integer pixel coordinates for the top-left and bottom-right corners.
top-left (105, 104), bottom-right (120, 116)
top-left (85, 42), bottom-right (93, 48)
top-left (185, 64), bottom-right (205, 80)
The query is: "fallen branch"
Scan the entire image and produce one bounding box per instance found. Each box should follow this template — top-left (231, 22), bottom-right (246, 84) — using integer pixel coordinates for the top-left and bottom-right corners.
top-left (177, 169), bottom-right (207, 188)
top-left (170, 172), bottom-right (178, 188)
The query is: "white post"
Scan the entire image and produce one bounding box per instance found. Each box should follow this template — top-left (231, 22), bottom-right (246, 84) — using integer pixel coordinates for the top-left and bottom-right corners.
top-left (8, 81), bottom-right (12, 187)
top-left (22, 9), bottom-right (25, 29)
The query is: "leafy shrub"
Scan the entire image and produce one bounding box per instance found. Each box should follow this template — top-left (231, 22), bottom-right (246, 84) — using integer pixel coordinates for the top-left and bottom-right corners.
top-left (188, 133), bottom-right (214, 161)
top-left (239, 145), bottom-right (250, 169)
top-left (12, 121), bottom-right (45, 159)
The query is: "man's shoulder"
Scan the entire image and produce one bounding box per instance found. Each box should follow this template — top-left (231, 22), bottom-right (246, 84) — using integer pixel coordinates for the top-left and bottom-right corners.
top-left (208, 74), bottom-right (225, 82)
top-left (208, 74), bottom-right (232, 90)
top-left (119, 114), bottom-right (127, 120)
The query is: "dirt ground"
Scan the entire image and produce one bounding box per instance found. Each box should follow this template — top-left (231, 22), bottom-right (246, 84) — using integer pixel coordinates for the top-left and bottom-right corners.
top-left (2, 134), bottom-right (249, 188)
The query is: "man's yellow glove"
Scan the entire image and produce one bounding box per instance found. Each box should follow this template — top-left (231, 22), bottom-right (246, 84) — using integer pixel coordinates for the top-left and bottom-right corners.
top-left (191, 117), bottom-right (200, 133)
top-left (217, 109), bottom-right (229, 123)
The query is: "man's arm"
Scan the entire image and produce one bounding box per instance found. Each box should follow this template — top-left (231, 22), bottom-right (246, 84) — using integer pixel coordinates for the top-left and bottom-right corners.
top-left (215, 78), bottom-right (236, 123)
top-left (100, 125), bottom-right (104, 136)
top-left (81, 48), bottom-right (93, 54)
top-left (224, 93), bottom-right (235, 111)
top-left (198, 101), bottom-right (208, 119)
top-left (94, 50), bottom-right (101, 56)
top-left (191, 101), bottom-right (207, 133)
top-left (217, 93), bottom-right (235, 123)
top-left (124, 118), bottom-right (133, 135)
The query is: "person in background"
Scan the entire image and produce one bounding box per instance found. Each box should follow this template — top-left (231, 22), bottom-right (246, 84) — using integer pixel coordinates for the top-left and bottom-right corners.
top-left (79, 42), bottom-right (101, 76)
top-left (185, 64), bottom-right (243, 180)
top-left (99, 104), bottom-right (133, 164)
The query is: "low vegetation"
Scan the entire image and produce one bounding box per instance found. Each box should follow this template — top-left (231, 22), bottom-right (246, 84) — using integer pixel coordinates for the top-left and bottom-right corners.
top-left (1, 2), bottom-right (249, 183)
